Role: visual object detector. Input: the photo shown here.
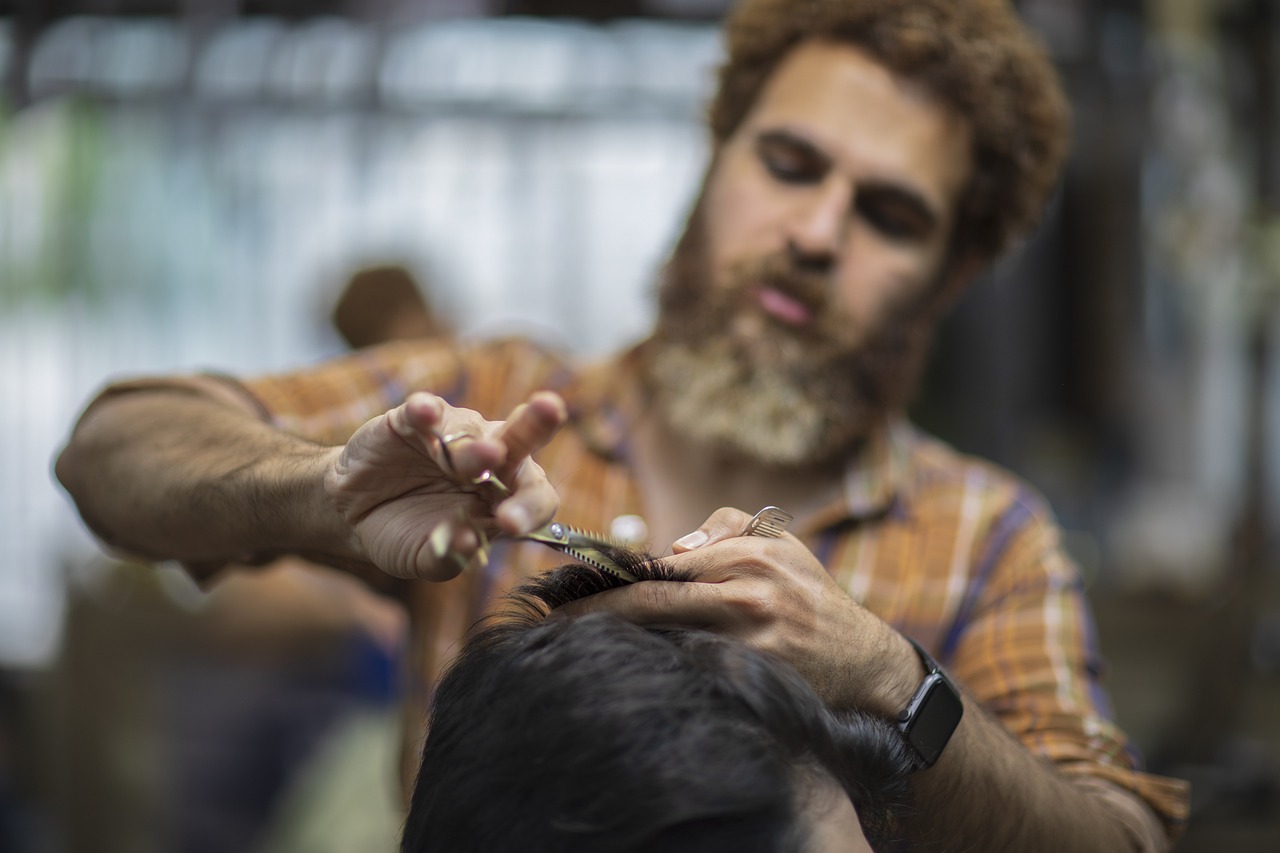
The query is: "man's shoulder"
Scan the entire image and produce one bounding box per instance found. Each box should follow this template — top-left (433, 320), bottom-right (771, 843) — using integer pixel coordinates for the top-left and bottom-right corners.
top-left (447, 335), bottom-right (581, 388)
top-left (336, 333), bottom-right (580, 391)
top-left (456, 335), bottom-right (573, 368)
top-left (899, 424), bottom-right (1057, 523)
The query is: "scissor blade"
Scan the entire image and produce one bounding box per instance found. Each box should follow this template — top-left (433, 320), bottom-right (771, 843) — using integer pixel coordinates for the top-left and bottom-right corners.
top-left (560, 546), bottom-right (639, 583)
top-left (521, 522), bottom-right (639, 582)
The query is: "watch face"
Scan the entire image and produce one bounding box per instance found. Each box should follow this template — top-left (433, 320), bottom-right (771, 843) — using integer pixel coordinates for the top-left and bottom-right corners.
top-left (904, 674), bottom-right (964, 766)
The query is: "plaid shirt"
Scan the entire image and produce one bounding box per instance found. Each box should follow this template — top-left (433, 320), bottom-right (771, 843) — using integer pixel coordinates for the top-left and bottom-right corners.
top-left (237, 336), bottom-right (1189, 840)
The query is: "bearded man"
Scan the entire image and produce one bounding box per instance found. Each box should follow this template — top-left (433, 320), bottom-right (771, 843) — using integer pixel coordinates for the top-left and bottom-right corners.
top-left (57, 0), bottom-right (1188, 849)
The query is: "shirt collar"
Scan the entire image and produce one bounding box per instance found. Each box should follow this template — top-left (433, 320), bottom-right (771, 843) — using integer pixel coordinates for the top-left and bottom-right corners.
top-left (837, 417), bottom-right (915, 521)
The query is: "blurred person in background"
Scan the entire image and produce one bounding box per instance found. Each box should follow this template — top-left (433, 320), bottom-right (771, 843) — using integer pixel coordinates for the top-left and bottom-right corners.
top-left (329, 264), bottom-right (451, 350)
top-left (55, 0), bottom-right (1189, 849)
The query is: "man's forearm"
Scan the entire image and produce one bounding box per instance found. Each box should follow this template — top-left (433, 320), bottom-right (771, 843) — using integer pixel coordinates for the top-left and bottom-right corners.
top-left (905, 693), bottom-right (1166, 852)
top-left (56, 384), bottom-right (354, 581)
top-left (834, 622), bottom-right (1163, 850)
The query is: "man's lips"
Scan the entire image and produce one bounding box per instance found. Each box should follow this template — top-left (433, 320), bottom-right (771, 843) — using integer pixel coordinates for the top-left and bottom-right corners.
top-left (756, 285), bottom-right (815, 327)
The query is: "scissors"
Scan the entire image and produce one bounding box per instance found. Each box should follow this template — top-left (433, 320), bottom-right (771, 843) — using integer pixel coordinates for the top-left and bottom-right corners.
top-left (431, 431), bottom-right (638, 581)
top-left (430, 431), bottom-right (793, 583)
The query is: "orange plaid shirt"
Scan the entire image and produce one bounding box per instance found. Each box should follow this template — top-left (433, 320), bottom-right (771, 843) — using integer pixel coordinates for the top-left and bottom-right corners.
top-left (236, 336), bottom-right (1189, 840)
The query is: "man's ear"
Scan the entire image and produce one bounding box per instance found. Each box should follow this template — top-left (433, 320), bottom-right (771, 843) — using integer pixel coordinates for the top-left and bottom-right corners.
top-left (935, 251), bottom-right (986, 313)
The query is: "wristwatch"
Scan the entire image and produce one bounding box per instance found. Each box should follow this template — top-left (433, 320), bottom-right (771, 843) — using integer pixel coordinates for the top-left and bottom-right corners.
top-left (895, 636), bottom-right (963, 771)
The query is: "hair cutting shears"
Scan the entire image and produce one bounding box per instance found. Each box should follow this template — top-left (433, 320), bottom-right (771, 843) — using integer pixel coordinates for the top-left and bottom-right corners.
top-left (431, 431), bottom-right (638, 581)
top-left (429, 431), bottom-right (793, 583)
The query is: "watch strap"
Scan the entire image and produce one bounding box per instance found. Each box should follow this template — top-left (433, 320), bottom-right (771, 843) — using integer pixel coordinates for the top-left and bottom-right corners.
top-left (901, 635), bottom-right (942, 681)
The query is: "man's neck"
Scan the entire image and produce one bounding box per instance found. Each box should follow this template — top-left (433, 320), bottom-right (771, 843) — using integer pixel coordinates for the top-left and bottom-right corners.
top-left (627, 404), bottom-right (850, 553)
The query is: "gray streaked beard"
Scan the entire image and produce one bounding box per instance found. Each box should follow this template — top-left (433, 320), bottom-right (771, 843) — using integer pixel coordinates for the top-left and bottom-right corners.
top-left (643, 198), bottom-right (938, 469)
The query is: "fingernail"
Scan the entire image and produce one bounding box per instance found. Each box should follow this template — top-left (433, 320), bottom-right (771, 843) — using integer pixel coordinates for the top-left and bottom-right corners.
top-left (674, 530), bottom-right (708, 550)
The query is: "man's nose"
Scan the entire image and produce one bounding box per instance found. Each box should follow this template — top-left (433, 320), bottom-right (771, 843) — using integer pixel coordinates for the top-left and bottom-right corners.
top-left (785, 179), bottom-right (850, 271)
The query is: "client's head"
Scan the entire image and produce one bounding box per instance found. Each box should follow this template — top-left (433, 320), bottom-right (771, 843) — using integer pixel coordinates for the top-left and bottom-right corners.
top-left (403, 554), bottom-right (914, 853)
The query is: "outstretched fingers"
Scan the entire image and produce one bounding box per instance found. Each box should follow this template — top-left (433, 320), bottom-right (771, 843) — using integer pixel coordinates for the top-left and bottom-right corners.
top-left (384, 392), bottom-right (499, 472)
top-left (392, 391), bottom-right (564, 536)
top-left (491, 392), bottom-right (566, 535)
top-left (495, 392), bottom-right (567, 478)
top-left (386, 392), bottom-right (446, 456)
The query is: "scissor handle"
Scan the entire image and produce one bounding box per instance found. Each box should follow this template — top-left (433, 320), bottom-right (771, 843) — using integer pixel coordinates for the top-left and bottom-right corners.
top-left (433, 432), bottom-right (514, 499)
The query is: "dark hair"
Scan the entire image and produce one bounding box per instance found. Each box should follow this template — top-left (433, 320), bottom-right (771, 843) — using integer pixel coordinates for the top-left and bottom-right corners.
top-left (402, 554), bottom-right (914, 852)
top-left (710, 0), bottom-right (1071, 264)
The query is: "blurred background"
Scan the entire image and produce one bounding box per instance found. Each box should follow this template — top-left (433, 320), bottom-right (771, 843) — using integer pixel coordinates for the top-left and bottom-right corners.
top-left (0, 0), bottom-right (1277, 850)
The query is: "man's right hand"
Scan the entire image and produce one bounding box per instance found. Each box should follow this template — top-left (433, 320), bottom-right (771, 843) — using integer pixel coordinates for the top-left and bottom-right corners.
top-left (327, 390), bottom-right (566, 581)
top-left (56, 377), bottom-right (566, 586)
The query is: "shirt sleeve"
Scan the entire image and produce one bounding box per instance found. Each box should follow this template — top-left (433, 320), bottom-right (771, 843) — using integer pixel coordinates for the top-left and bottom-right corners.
top-left (233, 337), bottom-right (467, 446)
top-left (944, 491), bottom-right (1190, 844)
top-left (231, 337), bottom-right (574, 446)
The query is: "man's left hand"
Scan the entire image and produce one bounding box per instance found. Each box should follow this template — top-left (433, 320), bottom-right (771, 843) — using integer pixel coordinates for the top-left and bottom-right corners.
top-left (554, 507), bottom-right (920, 716)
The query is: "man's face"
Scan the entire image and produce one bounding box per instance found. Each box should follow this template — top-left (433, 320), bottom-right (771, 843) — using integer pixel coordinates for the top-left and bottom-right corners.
top-left (648, 40), bottom-right (974, 467)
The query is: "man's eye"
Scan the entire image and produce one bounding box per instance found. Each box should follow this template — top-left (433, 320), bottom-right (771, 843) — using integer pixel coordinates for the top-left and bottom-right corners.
top-left (859, 201), bottom-right (928, 242)
top-left (758, 146), bottom-right (823, 184)
top-left (763, 155), bottom-right (817, 183)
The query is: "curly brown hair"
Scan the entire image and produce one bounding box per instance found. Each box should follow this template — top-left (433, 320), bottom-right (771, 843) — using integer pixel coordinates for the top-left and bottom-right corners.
top-left (709, 0), bottom-right (1071, 264)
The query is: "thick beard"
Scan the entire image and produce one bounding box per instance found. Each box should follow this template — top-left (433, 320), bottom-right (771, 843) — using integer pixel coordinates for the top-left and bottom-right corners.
top-left (643, 195), bottom-right (939, 470)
